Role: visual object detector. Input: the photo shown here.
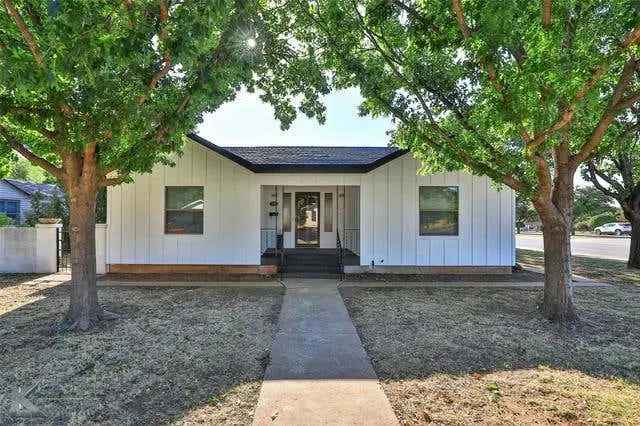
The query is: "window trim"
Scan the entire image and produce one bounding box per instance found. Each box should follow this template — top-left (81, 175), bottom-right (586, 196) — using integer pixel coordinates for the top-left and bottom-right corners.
top-left (282, 192), bottom-right (292, 233)
top-left (417, 185), bottom-right (460, 238)
top-left (164, 186), bottom-right (204, 235)
top-left (0, 198), bottom-right (20, 222)
top-left (324, 192), bottom-right (333, 232)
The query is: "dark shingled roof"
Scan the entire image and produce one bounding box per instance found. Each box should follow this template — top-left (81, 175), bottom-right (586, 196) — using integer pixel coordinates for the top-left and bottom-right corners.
top-left (188, 134), bottom-right (407, 173)
top-left (3, 179), bottom-right (63, 198)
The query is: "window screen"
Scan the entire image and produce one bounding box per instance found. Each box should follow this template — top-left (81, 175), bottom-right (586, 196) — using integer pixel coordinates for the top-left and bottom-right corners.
top-left (165, 187), bottom-right (204, 234)
top-left (419, 186), bottom-right (459, 236)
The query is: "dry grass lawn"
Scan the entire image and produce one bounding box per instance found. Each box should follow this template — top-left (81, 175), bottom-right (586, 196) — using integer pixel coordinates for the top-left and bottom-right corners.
top-left (341, 252), bottom-right (640, 425)
top-left (0, 274), bottom-right (282, 425)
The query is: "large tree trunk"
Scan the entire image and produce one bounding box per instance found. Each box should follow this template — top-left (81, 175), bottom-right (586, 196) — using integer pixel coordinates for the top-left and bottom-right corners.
top-left (623, 189), bottom-right (640, 270)
top-left (532, 144), bottom-right (578, 325)
top-left (539, 216), bottom-right (578, 322)
top-left (62, 187), bottom-right (100, 330)
top-left (57, 152), bottom-right (117, 331)
top-left (627, 216), bottom-right (640, 269)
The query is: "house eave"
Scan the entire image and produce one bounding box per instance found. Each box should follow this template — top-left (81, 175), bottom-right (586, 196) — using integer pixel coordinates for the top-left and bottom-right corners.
top-left (187, 133), bottom-right (408, 174)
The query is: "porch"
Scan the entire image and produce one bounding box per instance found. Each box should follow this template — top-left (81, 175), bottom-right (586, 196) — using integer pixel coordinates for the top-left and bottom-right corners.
top-left (261, 247), bottom-right (360, 275)
top-left (260, 185), bottom-right (361, 274)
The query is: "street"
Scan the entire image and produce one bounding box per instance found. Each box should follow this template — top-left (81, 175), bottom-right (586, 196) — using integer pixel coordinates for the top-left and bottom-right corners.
top-left (516, 233), bottom-right (631, 261)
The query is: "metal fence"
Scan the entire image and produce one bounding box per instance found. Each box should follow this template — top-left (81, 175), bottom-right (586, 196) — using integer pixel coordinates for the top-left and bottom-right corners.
top-left (56, 228), bottom-right (71, 273)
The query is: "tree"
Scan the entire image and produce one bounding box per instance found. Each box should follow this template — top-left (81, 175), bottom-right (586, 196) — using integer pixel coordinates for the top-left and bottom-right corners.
top-left (0, 212), bottom-right (12, 226)
top-left (573, 186), bottom-right (616, 224)
top-left (290, 0), bottom-right (640, 323)
top-left (516, 194), bottom-right (538, 232)
top-left (6, 156), bottom-right (51, 182)
top-left (583, 113), bottom-right (640, 268)
top-left (1, 0), bottom-right (327, 330)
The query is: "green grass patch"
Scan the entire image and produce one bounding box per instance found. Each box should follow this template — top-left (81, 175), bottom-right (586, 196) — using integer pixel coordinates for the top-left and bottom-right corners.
top-left (517, 248), bottom-right (640, 287)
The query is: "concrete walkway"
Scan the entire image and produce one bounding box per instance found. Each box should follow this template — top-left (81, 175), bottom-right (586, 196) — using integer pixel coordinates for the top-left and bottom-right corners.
top-left (253, 279), bottom-right (398, 425)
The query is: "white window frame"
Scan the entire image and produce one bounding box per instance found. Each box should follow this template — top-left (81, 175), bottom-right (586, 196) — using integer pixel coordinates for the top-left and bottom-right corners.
top-left (164, 186), bottom-right (205, 235)
top-left (416, 185), bottom-right (460, 239)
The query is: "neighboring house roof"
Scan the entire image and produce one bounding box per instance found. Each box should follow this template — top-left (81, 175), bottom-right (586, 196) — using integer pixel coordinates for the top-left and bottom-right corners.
top-left (188, 134), bottom-right (408, 173)
top-left (2, 179), bottom-right (63, 198)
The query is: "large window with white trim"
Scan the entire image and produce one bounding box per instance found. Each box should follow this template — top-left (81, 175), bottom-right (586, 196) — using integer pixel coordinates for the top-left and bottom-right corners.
top-left (419, 186), bottom-right (459, 236)
top-left (165, 187), bottom-right (204, 234)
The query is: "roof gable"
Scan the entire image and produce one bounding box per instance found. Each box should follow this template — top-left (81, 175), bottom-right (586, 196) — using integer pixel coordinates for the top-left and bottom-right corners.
top-left (3, 179), bottom-right (63, 198)
top-left (188, 134), bottom-right (407, 173)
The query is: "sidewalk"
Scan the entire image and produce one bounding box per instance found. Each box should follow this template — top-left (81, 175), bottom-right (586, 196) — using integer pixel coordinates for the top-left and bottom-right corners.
top-left (253, 278), bottom-right (398, 425)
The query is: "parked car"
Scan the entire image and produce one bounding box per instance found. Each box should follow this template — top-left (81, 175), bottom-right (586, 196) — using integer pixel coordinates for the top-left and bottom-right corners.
top-left (594, 222), bottom-right (631, 236)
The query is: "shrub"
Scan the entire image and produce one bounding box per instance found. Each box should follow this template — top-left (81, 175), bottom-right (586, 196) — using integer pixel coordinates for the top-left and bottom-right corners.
top-left (590, 212), bottom-right (618, 229)
top-left (574, 220), bottom-right (592, 232)
top-left (0, 213), bottom-right (13, 227)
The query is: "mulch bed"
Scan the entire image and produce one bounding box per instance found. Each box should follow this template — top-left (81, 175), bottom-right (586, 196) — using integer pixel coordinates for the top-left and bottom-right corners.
top-left (0, 274), bottom-right (283, 424)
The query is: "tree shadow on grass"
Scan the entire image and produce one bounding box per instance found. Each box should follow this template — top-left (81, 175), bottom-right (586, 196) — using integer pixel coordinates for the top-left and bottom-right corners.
top-left (0, 281), bottom-right (283, 424)
top-left (341, 285), bottom-right (640, 423)
top-left (341, 285), bottom-right (640, 383)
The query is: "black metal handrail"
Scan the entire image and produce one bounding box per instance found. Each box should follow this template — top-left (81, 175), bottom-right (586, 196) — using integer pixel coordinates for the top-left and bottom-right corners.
top-left (336, 231), bottom-right (344, 279)
top-left (276, 233), bottom-right (285, 278)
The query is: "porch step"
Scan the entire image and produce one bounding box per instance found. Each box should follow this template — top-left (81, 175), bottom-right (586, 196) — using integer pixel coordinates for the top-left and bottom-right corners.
top-left (281, 272), bottom-right (340, 279)
top-left (284, 265), bottom-right (339, 273)
top-left (282, 249), bottom-right (340, 274)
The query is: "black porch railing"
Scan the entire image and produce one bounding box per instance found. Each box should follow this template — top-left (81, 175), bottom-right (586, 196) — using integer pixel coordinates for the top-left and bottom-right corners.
top-left (336, 231), bottom-right (344, 279)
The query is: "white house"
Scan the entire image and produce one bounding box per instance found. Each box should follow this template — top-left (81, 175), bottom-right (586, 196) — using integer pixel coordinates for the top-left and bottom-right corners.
top-left (105, 134), bottom-right (515, 275)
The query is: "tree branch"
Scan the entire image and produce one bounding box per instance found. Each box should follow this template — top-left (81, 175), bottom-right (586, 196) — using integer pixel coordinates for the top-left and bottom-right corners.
top-left (570, 58), bottom-right (638, 167)
top-left (99, 175), bottom-right (128, 187)
top-left (527, 36), bottom-right (639, 155)
top-left (542, 0), bottom-right (552, 28)
top-left (138, 0), bottom-right (172, 105)
top-left (0, 127), bottom-right (62, 179)
top-left (526, 64), bottom-right (610, 153)
top-left (622, 27), bottom-right (640, 49)
top-left (586, 162), bottom-right (620, 200)
top-left (613, 91), bottom-right (640, 111)
top-left (451, 0), bottom-right (501, 90)
top-left (3, 0), bottom-right (45, 68)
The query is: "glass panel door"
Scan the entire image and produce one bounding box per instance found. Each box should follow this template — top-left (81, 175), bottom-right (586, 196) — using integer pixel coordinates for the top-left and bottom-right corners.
top-left (295, 192), bottom-right (320, 247)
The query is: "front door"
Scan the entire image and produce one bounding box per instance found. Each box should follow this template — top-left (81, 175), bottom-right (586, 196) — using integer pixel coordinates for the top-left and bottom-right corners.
top-left (295, 192), bottom-right (320, 247)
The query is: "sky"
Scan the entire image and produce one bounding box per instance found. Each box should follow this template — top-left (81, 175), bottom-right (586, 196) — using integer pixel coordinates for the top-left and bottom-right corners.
top-left (197, 88), bottom-right (590, 186)
top-left (197, 88), bottom-right (393, 147)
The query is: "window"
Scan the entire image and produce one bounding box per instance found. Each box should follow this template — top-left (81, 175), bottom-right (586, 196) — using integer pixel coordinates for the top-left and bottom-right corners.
top-left (282, 193), bottom-right (292, 232)
top-left (0, 199), bottom-right (19, 222)
top-left (419, 186), bottom-right (459, 236)
top-left (324, 193), bottom-right (333, 232)
top-left (165, 187), bottom-right (204, 234)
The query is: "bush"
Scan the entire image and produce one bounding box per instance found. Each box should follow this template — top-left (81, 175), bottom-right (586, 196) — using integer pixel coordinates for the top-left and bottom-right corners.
top-left (574, 220), bottom-right (592, 232)
top-left (589, 212), bottom-right (618, 229)
top-left (0, 213), bottom-right (13, 227)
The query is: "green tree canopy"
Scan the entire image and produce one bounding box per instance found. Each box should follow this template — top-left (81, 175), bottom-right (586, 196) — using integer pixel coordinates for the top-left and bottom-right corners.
top-left (0, 0), bottom-right (328, 330)
top-left (288, 0), bottom-right (640, 322)
top-left (573, 185), bottom-right (616, 222)
top-left (2, 156), bottom-right (52, 182)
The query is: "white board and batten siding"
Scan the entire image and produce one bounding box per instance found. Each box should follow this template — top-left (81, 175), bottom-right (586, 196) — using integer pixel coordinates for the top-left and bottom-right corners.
top-left (107, 142), bottom-right (261, 266)
top-left (106, 140), bottom-right (515, 268)
top-left (359, 155), bottom-right (515, 267)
